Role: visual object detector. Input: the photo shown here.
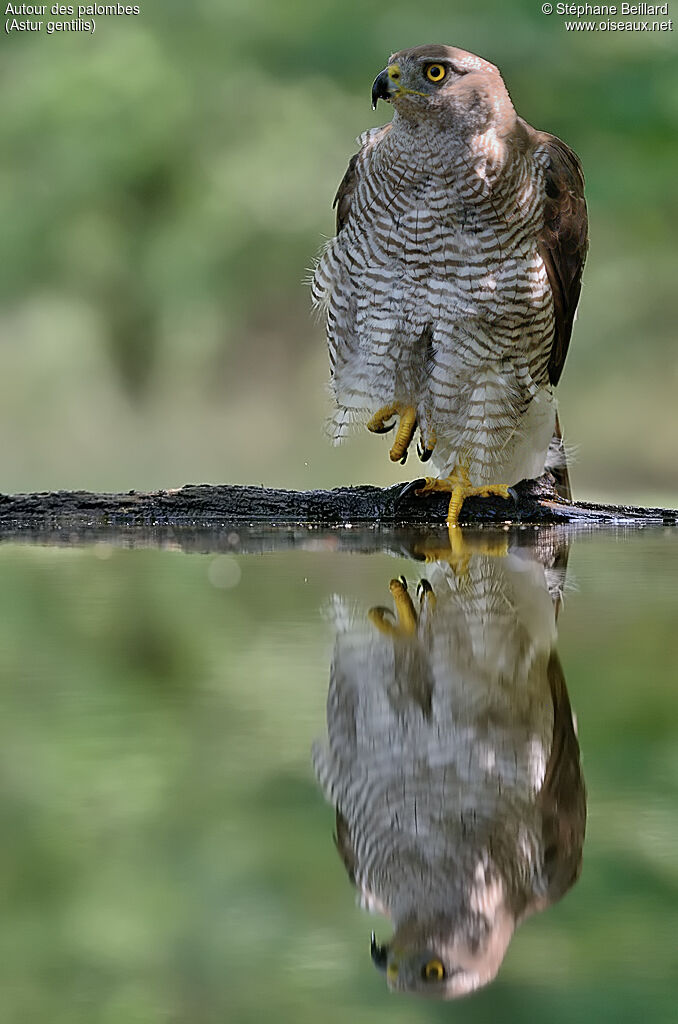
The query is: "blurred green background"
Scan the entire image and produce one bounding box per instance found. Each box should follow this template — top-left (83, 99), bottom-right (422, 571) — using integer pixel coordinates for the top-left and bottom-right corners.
top-left (0, 532), bottom-right (676, 1023)
top-left (1, 0), bottom-right (677, 500)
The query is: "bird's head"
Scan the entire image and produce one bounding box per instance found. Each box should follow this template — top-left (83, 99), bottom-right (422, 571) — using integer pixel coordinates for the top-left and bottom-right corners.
top-left (370, 905), bottom-right (516, 999)
top-left (371, 44), bottom-right (514, 137)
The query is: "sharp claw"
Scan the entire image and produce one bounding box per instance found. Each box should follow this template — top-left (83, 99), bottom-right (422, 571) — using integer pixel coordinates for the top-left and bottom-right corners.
top-left (398, 575), bottom-right (407, 589)
top-left (409, 546), bottom-right (428, 562)
top-left (399, 451), bottom-right (408, 465)
top-left (416, 579), bottom-right (432, 600)
top-left (370, 419), bottom-right (396, 435)
top-left (371, 932), bottom-right (388, 971)
top-left (417, 444), bottom-right (433, 463)
top-left (508, 486), bottom-right (519, 503)
top-left (396, 478), bottom-right (427, 505)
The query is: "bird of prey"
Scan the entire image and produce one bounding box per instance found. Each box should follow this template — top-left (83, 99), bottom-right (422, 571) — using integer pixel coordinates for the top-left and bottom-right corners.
top-left (311, 45), bottom-right (588, 525)
top-left (312, 539), bottom-right (586, 998)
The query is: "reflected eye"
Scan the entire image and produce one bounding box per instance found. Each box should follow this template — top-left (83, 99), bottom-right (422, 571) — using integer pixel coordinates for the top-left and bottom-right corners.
top-left (422, 959), bottom-right (446, 981)
top-left (425, 63), bottom-right (447, 83)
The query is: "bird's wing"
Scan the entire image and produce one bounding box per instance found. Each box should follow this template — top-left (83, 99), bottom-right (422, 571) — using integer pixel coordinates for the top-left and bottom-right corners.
top-left (527, 127), bottom-right (589, 387)
top-left (332, 125), bottom-right (391, 234)
top-left (535, 651), bottom-right (587, 908)
top-left (334, 808), bottom-right (358, 886)
top-left (333, 153), bottom-right (360, 234)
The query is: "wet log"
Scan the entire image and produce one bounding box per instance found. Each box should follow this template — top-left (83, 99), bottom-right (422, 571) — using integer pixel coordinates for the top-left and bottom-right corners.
top-left (0, 473), bottom-right (676, 536)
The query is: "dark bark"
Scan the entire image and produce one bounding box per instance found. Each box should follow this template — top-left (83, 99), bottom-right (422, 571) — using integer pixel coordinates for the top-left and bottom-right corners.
top-left (0, 473), bottom-right (676, 554)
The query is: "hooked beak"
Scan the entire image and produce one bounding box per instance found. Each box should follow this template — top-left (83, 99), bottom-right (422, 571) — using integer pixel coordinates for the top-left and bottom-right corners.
top-left (371, 65), bottom-right (397, 109)
top-left (370, 932), bottom-right (389, 971)
top-left (371, 63), bottom-right (426, 109)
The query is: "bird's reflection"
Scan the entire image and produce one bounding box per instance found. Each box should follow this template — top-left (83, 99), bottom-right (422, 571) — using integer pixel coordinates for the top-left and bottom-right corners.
top-left (312, 534), bottom-right (586, 998)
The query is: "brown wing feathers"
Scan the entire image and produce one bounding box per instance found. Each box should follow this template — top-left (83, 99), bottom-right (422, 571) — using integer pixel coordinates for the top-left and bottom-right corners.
top-left (532, 130), bottom-right (589, 387)
top-left (333, 153), bottom-right (359, 234)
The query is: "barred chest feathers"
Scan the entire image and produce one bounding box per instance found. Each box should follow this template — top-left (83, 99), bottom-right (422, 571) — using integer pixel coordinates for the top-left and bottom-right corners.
top-left (312, 117), bottom-right (558, 486)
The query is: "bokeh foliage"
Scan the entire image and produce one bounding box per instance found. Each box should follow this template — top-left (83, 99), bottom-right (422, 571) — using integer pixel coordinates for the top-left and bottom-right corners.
top-left (0, 0), bottom-right (677, 498)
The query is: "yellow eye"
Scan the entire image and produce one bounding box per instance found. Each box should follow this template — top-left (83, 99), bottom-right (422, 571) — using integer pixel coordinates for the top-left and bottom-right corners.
top-left (423, 959), bottom-right (445, 981)
top-left (425, 63), bottom-right (446, 83)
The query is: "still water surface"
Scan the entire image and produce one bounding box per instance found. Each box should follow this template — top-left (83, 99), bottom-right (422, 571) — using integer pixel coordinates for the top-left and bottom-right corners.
top-left (0, 527), bottom-right (676, 1023)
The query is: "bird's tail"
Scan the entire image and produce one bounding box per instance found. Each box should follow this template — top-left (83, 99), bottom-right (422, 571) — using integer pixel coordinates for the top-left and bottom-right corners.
top-left (546, 412), bottom-right (572, 501)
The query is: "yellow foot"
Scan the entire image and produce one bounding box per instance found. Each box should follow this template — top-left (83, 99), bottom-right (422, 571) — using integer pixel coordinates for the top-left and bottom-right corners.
top-left (366, 404), bottom-right (417, 464)
top-left (368, 576), bottom-right (433, 636)
top-left (414, 464), bottom-right (514, 528)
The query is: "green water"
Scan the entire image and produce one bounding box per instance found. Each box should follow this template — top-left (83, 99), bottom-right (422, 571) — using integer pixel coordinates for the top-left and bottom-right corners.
top-left (0, 527), bottom-right (676, 1023)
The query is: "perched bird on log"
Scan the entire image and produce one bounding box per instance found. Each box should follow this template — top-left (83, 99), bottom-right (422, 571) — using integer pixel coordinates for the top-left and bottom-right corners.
top-left (311, 44), bottom-right (588, 525)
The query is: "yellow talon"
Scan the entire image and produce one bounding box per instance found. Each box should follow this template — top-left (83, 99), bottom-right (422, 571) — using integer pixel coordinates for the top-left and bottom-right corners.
top-left (389, 406), bottom-right (417, 463)
top-left (415, 463), bottom-right (513, 529)
top-left (366, 403), bottom-right (418, 464)
top-left (367, 403), bottom-right (399, 434)
top-left (417, 427), bottom-right (436, 462)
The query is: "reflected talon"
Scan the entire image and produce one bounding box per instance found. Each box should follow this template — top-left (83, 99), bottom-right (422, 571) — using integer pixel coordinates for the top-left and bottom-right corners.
top-left (369, 579), bottom-right (418, 636)
top-left (416, 579), bottom-right (436, 611)
top-left (409, 548), bottom-right (428, 563)
top-left (367, 606), bottom-right (397, 636)
top-left (388, 577), bottom-right (417, 635)
top-left (412, 532), bottom-right (510, 570)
